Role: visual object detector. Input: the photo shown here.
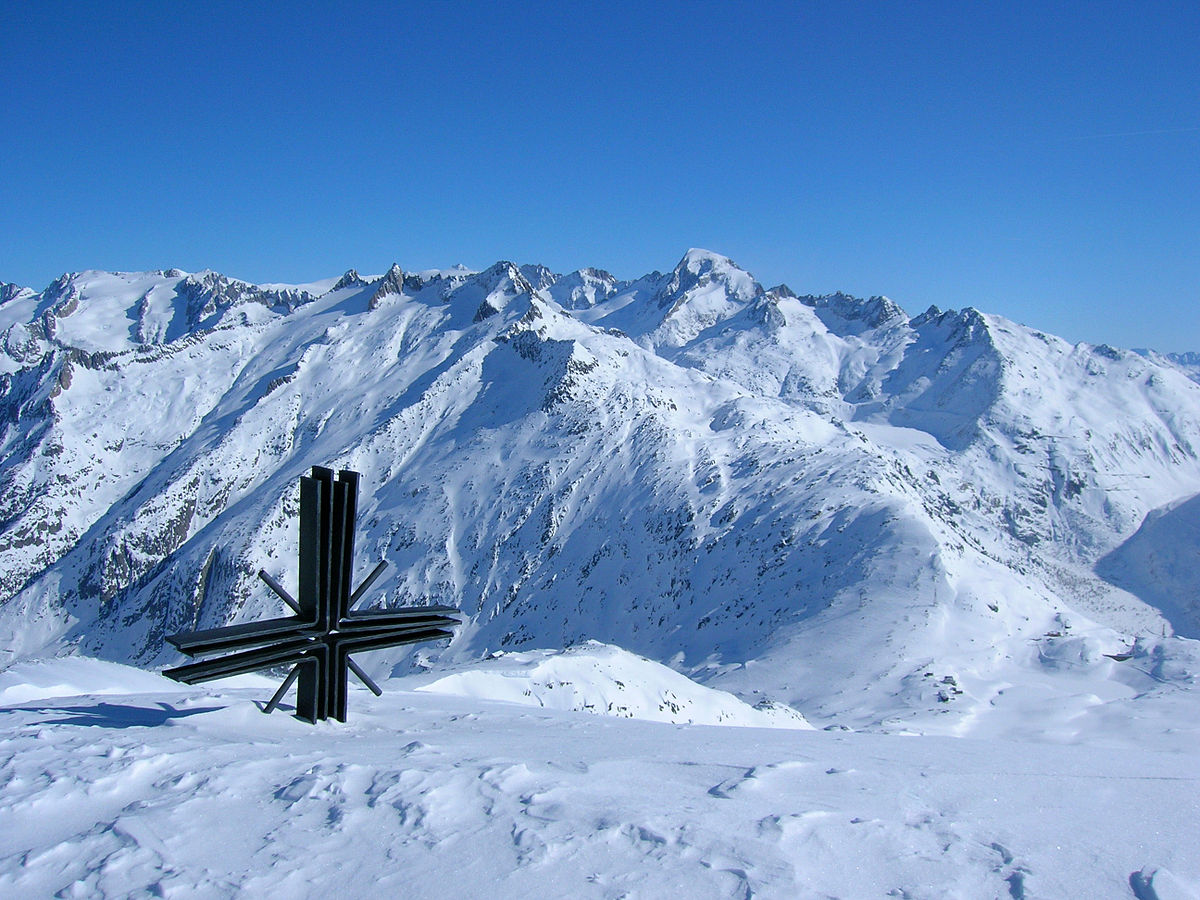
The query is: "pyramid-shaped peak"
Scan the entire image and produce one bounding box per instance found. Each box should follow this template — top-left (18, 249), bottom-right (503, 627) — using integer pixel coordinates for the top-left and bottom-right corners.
top-left (480, 259), bottom-right (521, 277)
top-left (368, 264), bottom-right (405, 309)
top-left (375, 263), bottom-right (403, 287)
top-left (476, 260), bottom-right (534, 295)
top-left (330, 269), bottom-right (363, 292)
top-left (661, 249), bottom-right (762, 304)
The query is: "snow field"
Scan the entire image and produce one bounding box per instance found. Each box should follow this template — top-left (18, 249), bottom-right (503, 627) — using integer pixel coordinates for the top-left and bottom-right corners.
top-left (1, 656), bottom-right (1198, 899)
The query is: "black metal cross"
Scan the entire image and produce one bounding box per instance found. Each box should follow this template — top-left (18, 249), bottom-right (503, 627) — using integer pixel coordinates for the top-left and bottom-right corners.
top-left (163, 467), bottom-right (460, 722)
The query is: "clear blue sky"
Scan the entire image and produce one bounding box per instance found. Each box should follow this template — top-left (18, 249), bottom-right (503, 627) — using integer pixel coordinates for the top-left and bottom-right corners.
top-left (2, 1), bottom-right (1197, 351)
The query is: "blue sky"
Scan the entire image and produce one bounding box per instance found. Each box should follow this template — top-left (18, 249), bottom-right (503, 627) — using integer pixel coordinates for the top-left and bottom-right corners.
top-left (2, 1), bottom-right (1197, 351)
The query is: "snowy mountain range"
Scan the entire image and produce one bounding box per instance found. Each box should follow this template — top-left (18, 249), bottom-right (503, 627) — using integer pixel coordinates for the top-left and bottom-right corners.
top-left (3, 249), bottom-right (1200, 731)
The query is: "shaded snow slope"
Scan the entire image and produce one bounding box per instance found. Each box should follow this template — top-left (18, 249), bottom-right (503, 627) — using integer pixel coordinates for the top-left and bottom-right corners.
top-left (1097, 492), bottom-right (1200, 639)
top-left (2, 252), bottom-right (1200, 731)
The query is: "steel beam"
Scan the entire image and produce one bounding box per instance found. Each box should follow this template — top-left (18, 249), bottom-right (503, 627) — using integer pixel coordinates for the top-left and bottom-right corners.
top-left (163, 467), bottom-right (462, 722)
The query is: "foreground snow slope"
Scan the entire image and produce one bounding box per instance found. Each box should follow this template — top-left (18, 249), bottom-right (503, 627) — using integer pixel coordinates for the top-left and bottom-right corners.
top-left (3, 251), bottom-right (1200, 731)
top-left (1, 657), bottom-right (1197, 899)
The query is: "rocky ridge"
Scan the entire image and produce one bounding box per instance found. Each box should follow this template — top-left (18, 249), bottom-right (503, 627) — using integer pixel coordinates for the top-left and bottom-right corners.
top-left (2, 249), bottom-right (1199, 728)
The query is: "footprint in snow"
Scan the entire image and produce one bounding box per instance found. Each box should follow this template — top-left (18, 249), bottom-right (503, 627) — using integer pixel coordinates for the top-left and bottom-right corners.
top-left (1130, 867), bottom-right (1199, 900)
top-left (989, 843), bottom-right (1030, 899)
top-left (709, 761), bottom-right (812, 798)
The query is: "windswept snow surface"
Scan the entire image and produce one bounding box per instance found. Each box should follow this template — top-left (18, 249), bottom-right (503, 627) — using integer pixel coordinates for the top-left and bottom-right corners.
top-left (1, 656), bottom-right (1198, 899)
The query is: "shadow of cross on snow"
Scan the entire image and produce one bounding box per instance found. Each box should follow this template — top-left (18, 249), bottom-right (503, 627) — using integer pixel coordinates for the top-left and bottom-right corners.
top-left (163, 467), bottom-right (461, 723)
top-left (28, 702), bottom-right (222, 729)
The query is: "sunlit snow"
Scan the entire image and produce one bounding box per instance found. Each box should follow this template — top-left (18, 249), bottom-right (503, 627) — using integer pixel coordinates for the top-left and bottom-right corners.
top-left (2, 250), bottom-right (1200, 895)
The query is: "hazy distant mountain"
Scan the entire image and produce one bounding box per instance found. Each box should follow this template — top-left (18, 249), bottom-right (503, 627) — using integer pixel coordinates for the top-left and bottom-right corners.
top-left (3, 250), bottom-right (1199, 727)
top-left (1134, 347), bottom-right (1200, 384)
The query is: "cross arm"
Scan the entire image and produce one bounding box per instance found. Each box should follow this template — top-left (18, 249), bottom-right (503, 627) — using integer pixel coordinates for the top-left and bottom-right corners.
top-left (166, 616), bottom-right (317, 656)
top-left (347, 559), bottom-right (389, 611)
top-left (163, 637), bottom-right (317, 684)
top-left (338, 607), bottom-right (461, 635)
top-left (258, 569), bottom-right (301, 614)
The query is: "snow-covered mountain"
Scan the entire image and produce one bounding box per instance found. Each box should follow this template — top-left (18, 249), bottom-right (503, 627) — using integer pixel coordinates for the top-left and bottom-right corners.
top-left (3, 250), bottom-right (1199, 730)
top-left (1136, 346), bottom-right (1200, 385)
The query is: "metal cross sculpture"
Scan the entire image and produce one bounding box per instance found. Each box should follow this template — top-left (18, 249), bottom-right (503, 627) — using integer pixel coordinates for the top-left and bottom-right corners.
top-left (163, 467), bottom-right (460, 722)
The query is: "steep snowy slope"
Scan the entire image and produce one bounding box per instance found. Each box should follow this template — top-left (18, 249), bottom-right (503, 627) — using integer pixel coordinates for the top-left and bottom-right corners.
top-left (2, 251), bottom-right (1199, 731)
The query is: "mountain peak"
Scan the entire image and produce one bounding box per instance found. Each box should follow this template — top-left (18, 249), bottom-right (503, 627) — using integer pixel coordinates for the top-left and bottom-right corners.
top-left (659, 249), bottom-right (762, 307)
top-left (543, 267), bottom-right (620, 310)
top-left (1, 283), bottom-right (34, 306)
top-left (475, 261), bottom-right (534, 297)
top-left (368, 264), bottom-right (405, 309)
top-left (518, 264), bottom-right (557, 293)
top-left (330, 269), bottom-right (363, 292)
top-left (679, 247), bottom-right (736, 272)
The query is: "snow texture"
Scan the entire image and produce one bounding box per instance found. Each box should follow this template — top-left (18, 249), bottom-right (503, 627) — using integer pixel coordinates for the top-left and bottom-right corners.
top-left (1, 654), bottom-right (1197, 898)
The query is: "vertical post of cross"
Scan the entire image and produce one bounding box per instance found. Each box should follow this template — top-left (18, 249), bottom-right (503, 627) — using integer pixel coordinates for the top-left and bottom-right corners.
top-left (329, 469), bottom-right (359, 721)
top-left (336, 469), bottom-right (359, 621)
top-left (296, 466), bottom-right (335, 722)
